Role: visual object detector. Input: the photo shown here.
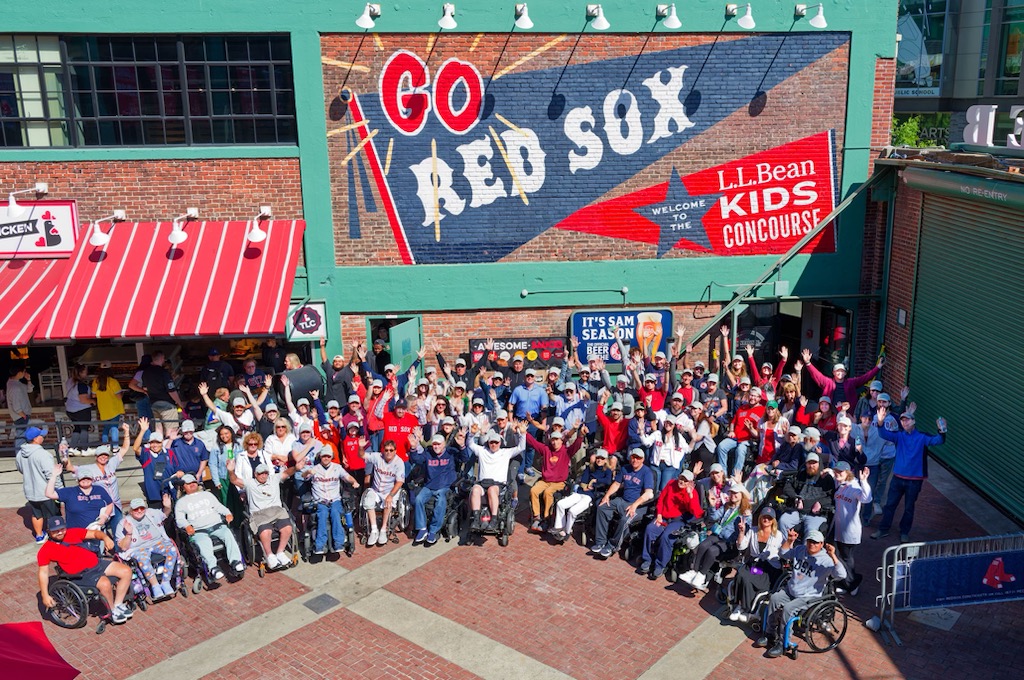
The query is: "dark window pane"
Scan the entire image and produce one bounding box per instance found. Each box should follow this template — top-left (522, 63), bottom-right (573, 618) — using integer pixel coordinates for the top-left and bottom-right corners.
top-left (231, 91), bottom-right (253, 115)
top-left (143, 120), bottom-right (165, 144)
top-left (134, 40), bottom-right (156, 61)
top-left (208, 65), bottom-right (228, 89)
top-left (212, 118), bottom-right (233, 143)
top-left (255, 118), bottom-right (277, 142)
top-left (274, 65), bottom-right (293, 89)
top-left (230, 66), bottom-right (252, 90)
top-left (140, 92), bottom-right (160, 115)
top-left (165, 118), bottom-right (187, 143)
top-left (186, 65), bottom-right (206, 89)
top-left (160, 65), bottom-right (181, 91)
top-left (210, 90), bottom-right (230, 115)
top-left (156, 39), bottom-right (177, 61)
top-left (163, 91), bottom-right (183, 115)
top-left (96, 91), bottom-right (118, 116)
top-left (78, 120), bottom-right (99, 145)
top-left (249, 38), bottom-right (270, 60)
top-left (117, 92), bottom-right (140, 116)
top-left (191, 118), bottom-right (212, 143)
top-left (137, 66), bottom-right (158, 90)
top-left (183, 38), bottom-right (205, 61)
top-left (65, 37), bottom-right (89, 61)
top-left (206, 37), bottom-right (227, 61)
top-left (275, 91), bottom-right (294, 116)
top-left (276, 118), bottom-right (296, 143)
top-left (226, 38), bottom-right (248, 61)
top-left (253, 89), bottom-right (272, 114)
top-left (72, 92), bottom-right (95, 117)
top-left (114, 66), bottom-right (137, 90)
top-left (270, 36), bottom-right (290, 60)
top-left (111, 39), bottom-right (135, 61)
top-left (94, 39), bottom-right (113, 62)
top-left (94, 66), bottom-right (114, 90)
top-left (70, 66), bottom-right (92, 90)
top-left (98, 120), bottom-right (120, 145)
top-left (250, 65), bottom-right (270, 89)
top-left (233, 118), bottom-right (255, 143)
top-left (120, 120), bottom-right (143, 144)
top-left (188, 91), bottom-right (208, 115)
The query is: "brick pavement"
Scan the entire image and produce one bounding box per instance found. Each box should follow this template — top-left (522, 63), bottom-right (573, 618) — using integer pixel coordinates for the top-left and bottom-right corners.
top-left (0, 561), bottom-right (307, 680)
top-left (0, 506), bottom-right (34, 554)
top-left (200, 607), bottom-right (481, 680)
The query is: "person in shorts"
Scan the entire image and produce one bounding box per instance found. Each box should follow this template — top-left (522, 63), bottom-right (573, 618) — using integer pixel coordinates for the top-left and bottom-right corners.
top-left (37, 516), bottom-right (134, 623)
top-left (226, 459), bottom-right (297, 569)
top-left (359, 438), bottom-right (407, 546)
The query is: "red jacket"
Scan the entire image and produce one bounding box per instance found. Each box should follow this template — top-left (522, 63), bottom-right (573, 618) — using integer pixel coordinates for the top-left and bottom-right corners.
top-left (731, 404), bottom-right (766, 442)
top-left (655, 484), bottom-right (704, 520)
top-left (596, 407), bottom-right (629, 454)
top-left (383, 411), bottom-right (418, 461)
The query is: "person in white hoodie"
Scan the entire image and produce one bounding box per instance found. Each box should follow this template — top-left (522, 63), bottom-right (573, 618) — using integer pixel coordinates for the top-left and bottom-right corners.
top-left (830, 461), bottom-right (872, 595)
top-left (15, 426), bottom-right (62, 543)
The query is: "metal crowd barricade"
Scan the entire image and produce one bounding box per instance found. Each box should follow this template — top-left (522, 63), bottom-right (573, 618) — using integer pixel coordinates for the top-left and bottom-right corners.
top-left (869, 533), bottom-right (1024, 646)
top-left (54, 415), bottom-right (194, 452)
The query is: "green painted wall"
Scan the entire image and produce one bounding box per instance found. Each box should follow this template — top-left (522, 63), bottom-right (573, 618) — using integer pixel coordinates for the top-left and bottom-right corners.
top-left (3, 1), bottom-right (898, 359)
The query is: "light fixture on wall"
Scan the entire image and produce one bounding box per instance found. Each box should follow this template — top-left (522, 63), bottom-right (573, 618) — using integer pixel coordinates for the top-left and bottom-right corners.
top-left (795, 3), bottom-right (827, 28)
top-left (726, 3), bottom-right (756, 30)
top-left (438, 3), bottom-right (458, 30)
top-left (167, 207), bottom-right (198, 246)
top-left (5, 182), bottom-right (49, 218)
top-left (87, 210), bottom-right (127, 248)
top-left (514, 3), bottom-right (534, 30)
top-left (657, 4), bottom-right (682, 30)
top-left (587, 4), bottom-right (610, 31)
top-left (247, 205), bottom-right (272, 243)
top-left (355, 3), bottom-right (381, 29)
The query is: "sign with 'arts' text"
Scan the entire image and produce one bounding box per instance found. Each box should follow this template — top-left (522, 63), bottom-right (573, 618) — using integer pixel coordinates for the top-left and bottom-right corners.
top-left (570, 309), bottom-right (673, 364)
top-left (0, 200), bottom-right (79, 258)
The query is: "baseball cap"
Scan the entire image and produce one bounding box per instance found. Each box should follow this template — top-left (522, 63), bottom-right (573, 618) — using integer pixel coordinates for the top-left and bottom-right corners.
top-left (455, 358), bottom-right (467, 366)
top-left (806, 530), bottom-right (825, 543)
top-left (806, 452), bottom-right (820, 463)
top-left (25, 426), bottom-right (48, 440)
top-left (804, 427), bottom-right (821, 439)
top-left (833, 461), bottom-right (852, 472)
top-left (900, 412), bottom-right (915, 420)
top-left (264, 402), bottom-right (279, 412)
top-left (94, 445), bottom-right (111, 456)
top-left (46, 516), bottom-right (67, 532)
top-left (208, 348), bottom-right (221, 356)
top-left (373, 338), bottom-right (387, 346)
top-left (492, 372), bottom-right (504, 380)
top-left (394, 399), bottom-right (408, 409)
top-left (486, 433), bottom-right (502, 444)
top-left (818, 395), bottom-right (832, 404)
top-left (371, 379), bottom-right (384, 388)
top-left (298, 422), bottom-right (314, 433)
top-left (628, 448), bottom-right (645, 458)
top-left (688, 400), bottom-right (703, 410)
top-left (749, 386), bottom-right (762, 397)
top-left (332, 354), bottom-right (344, 363)
top-left (680, 367), bottom-right (693, 375)
top-left (706, 373), bottom-right (719, 383)
top-left (728, 481), bottom-right (746, 494)
top-left (766, 400), bottom-right (779, 409)
top-left (679, 469), bottom-right (695, 482)
top-left (130, 498), bottom-right (147, 510)
top-left (832, 363), bottom-right (847, 373)
top-left (75, 467), bottom-right (94, 480)
top-left (549, 430), bottom-right (564, 439)
top-left (328, 398), bottom-right (342, 407)
top-left (788, 425), bottom-right (803, 435)
top-left (495, 409), bottom-right (509, 419)
top-left (319, 449), bottom-right (333, 458)
top-left (610, 401), bottom-right (624, 411)
top-left (416, 378), bottom-right (429, 387)
top-left (384, 363), bottom-right (397, 372)
top-left (671, 393), bottom-right (684, 401)
top-left (869, 380), bottom-right (883, 391)
top-left (655, 351), bottom-right (667, 359)
top-left (644, 373), bottom-right (657, 382)
top-left (232, 397), bottom-right (247, 407)
top-left (694, 360), bottom-right (706, 368)
top-left (297, 397), bottom-right (311, 407)
top-left (181, 473), bottom-right (198, 484)
top-left (759, 506), bottom-right (776, 519)
top-left (454, 381), bottom-right (467, 390)
top-left (616, 374), bottom-right (629, 383)
top-left (346, 421), bottom-right (360, 431)
top-left (180, 420), bottom-right (196, 432)
top-left (877, 392), bottom-right (891, 403)
top-left (593, 449), bottom-right (609, 459)
top-left (253, 464), bottom-right (270, 475)
top-left (547, 366), bottom-right (560, 375)
top-left (563, 382), bottom-right (576, 392)
top-left (709, 463), bottom-right (725, 473)
top-left (148, 432), bottom-right (163, 442)
top-left (426, 365), bottom-right (437, 374)
top-left (472, 397), bottom-right (485, 406)
top-left (430, 434), bottom-right (445, 445)
top-left (739, 377), bottom-right (752, 387)
top-left (551, 416), bottom-right (565, 427)
top-left (837, 416), bottom-right (852, 427)
top-left (438, 416), bottom-right (454, 426)
top-left (525, 368), bottom-right (537, 377)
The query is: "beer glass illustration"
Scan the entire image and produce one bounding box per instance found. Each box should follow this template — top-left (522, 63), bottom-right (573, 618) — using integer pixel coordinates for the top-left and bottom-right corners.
top-left (636, 312), bottom-right (664, 358)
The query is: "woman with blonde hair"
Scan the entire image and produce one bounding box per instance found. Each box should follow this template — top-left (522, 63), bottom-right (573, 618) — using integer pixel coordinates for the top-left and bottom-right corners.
top-left (682, 481), bottom-right (752, 591)
top-left (729, 506), bottom-right (785, 622)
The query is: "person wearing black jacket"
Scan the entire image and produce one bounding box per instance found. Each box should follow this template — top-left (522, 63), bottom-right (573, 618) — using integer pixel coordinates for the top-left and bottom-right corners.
top-left (777, 452), bottom-right (835, 538)
top-left (436, 338), bottom-right (491, 392)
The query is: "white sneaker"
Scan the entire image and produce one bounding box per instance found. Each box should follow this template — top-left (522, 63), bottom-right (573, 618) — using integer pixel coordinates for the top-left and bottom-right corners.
top-left (680, 570), bottom-right (697, 584)
top-left (692, 573), bottom-right (709, 591)
top-left (367, 527), bottom-right (380, 546)
top-left (377, 530), bottom-right (389, 545)
top-left (729, 607), bottom-right (742, 621)
top-left (275, 551), bottom-right (290, 566)
top-left (265, 553), bottom-right (280, 569)
top-left (737, 612), bottom-right (749, 623)
top-left (232, 560), bottom-right (245, 573)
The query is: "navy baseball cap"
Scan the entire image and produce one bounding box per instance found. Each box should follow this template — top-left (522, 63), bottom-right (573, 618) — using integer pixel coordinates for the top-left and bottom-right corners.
top-left (47, 516), bottom-right (67, 532)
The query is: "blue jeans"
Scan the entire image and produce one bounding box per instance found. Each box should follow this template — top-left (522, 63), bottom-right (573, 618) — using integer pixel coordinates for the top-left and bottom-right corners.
top-left (779, 510), bottom-right (827, 537)
top-left (876, 457), bottom-right (895, 503)
top-left (12, 416), bottom-right (28, 451)
top-left (655, 462), bottom-right (681, 493)
top-left (518, 423), bottom-right (539, 476)
top-left (414, 486), bottom-right (447, 534)
top-left (135, 397), bottom-right (153, 420)
top-left (315, 499), bottom-right (344, 552)
top-left (642, 518), bottom-right (688, 570)
top-left (879, 476), bottom-right (923, 535)
top-left (716, 438), bottom-right (752, 478)
top-left (99, 416), bottom-right (121, 444)
top-left (369, 430), bottom-right (383, 452)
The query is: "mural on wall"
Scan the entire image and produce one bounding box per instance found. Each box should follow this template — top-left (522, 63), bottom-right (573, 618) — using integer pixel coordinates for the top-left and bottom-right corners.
top-left (322, 33), bottom-right (850, 265)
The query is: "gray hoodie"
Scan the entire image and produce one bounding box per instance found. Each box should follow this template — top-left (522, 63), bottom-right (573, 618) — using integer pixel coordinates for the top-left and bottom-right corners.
top-left (15, 442), bottom-right (62, 502)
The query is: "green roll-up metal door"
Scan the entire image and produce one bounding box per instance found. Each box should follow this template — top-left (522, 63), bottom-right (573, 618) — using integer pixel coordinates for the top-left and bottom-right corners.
top-left (910, 193), bottom-right (1024, 523)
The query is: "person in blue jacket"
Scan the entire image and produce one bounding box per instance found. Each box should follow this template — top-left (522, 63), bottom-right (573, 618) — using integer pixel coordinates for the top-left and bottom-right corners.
top-left (408, 428), bottom-right (471, 545)
top-left (871, 406), bottom-right (947, 542)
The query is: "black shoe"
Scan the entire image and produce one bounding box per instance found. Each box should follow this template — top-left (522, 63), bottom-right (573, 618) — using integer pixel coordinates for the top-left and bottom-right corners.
top-left (766, 641), bottom-right (785, 658)
top-left (470, 511), bottom-right (482, 531)
top-left (753, 636), bottom-right (771, 649)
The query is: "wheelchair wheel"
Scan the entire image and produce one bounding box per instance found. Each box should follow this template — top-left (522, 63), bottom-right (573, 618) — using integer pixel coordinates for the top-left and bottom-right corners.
top-left (498, 534), bottom-right (509, 547)
top-left (444, 511), bottom-right (460, 542)
top-left (192, 578), bottom-right (204, 594)
top-left (803, 600), bottom-right (848, 652)
top-left (47, 581), bottom-right (89, 629)
top-left (345, 528), bottom-right (357, 556)
top-left (665, 566), bottom-right (679, 584)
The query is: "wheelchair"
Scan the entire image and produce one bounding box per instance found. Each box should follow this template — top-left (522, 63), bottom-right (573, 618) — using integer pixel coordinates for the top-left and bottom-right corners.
top-left (124, 549), bottom-right (188, 605)
top-left (358, 486), bottom-right (411, 545)
top-left (466, 479), bottom-right (517, 547)
top-left (662, 521), bottom-right (705, 583)
top-left (45, 542), bottom-right (147, 634)
top-left (238, 504), bottom-right (301, 577)
top-left (297, 488), bottom-right (358, 559)
top-left (744, 567), bottom-right (849, 657)
top-left (550, 476), bottom-right (599, 546)
top-left (426, 474), bottom-right (473, 543)
top-left (176, 523), bottom-right (245, 592)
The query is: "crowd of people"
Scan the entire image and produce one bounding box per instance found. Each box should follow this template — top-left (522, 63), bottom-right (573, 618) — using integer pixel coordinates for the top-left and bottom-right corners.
top-left (16, 326), bottom-right (948, 651)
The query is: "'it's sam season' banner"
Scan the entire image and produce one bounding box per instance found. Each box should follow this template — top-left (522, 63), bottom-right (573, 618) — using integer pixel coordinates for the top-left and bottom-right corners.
top-left (333, 33), bottom-right (847, 264)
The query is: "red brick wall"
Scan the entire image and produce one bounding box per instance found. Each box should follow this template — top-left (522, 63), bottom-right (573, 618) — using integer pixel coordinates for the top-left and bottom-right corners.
top-left (881, 184), bottom-right (922, 390)
top-left (853, 189), bottom-right (888, 375)
top-left (339, 303), bottom-right (722, 369)
top-left (322, 33), bottom-right (850, 266)
top-left (0, 159), bottom-right (303, 222)
top-left (870, 58), bottom-right (897, 173)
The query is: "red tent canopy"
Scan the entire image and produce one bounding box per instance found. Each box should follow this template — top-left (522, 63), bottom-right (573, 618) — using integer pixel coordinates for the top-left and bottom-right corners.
top-left (0, 621), bottom-right (79, 680)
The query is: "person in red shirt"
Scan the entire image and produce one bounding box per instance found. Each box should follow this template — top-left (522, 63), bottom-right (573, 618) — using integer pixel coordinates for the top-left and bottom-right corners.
top-left (672, 368), bottom-right (700, 407)
top-left (365, 379), bottom-right (389, 450)
top-left (382, 399), bottom-right (419, 466)
top-left (715, 387), bottom-right (767, 481)
top-left (637, 373), bottom-right (667, 413)
top-left (596, 398), bottom-right (629, 460)
top-left (37, 515), bottom-right (134, 624)
top-left (525, 429), bottom-right (584, 533)
top-left (341, 422), bottom-right (367, 482)
top-left (794, 394), bottom-right (838, 434)
top-left (639, 469), bottom-right (704, 578)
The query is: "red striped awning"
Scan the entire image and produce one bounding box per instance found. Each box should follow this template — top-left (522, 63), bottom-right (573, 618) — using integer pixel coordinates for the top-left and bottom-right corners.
top-left (0, 258), bottom-right (69, 345)
top-left (40, 220), bottom-right (304, 340)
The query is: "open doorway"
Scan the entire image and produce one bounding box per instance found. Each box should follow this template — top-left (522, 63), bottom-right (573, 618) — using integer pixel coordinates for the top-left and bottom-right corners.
top-left (735, 302), bottom-right (802, 372)
top-left (365, 316), bottom-right (423, 376)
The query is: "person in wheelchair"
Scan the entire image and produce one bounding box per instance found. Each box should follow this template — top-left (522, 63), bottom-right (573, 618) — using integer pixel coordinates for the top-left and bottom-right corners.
top-left (297, 449), bottom-right (359, 555)
top-left (590, 448), bottom-right (655, 560)
top-left (37, 515), bottom-right (135, 624)
top-left (115, 497), bottom-right (180, 601)
top-left (639, 469), bottom-right (703, 579)
top-left (551, 449), bottom-right (614, 543)
top-left (681, 481), bottom-right (751, 591)
top-left (408, 429), bottom-right (471, 545)
top-left (728, 506), bottom-right (785, 622)
top-left (45, 464), bottom-right (113, 531)
top-left (359, 438), bottom-right (407, 546)
top-left (755, 529), bottom-right (846, 658)
top-left (777, 452), bottom-right (835, 537)
top-left (467, 424), bottom-right (527, 532)
top-left (525, 426), bottom-right (584, 533)
top-left (174, 473), bottom-right (245, 580)
top-left (226, 459), bottom-right (298, 569)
